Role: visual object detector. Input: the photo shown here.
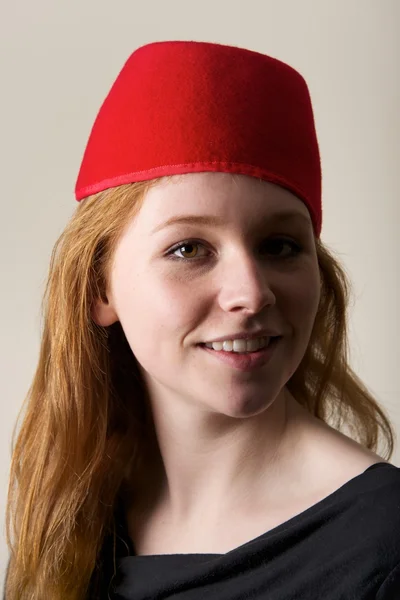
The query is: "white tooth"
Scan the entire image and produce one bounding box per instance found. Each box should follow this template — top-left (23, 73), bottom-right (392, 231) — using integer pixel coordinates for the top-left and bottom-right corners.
top-left (233, 339), bottom-right (248, 352)
top-left (222, 340), bottom-right (234, 352)
top-left (246, 338), bottom-right (260, 352)
top-left (210, 341), bottom-right (223, 351)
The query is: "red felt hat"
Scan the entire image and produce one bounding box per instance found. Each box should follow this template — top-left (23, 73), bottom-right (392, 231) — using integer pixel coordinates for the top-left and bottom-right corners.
top-left (75, 40), bottom-right (322, 236)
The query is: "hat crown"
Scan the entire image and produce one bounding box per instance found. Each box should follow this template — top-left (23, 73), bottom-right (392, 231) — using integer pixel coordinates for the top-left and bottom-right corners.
top-left (75, 40), bottom-right (322, 237)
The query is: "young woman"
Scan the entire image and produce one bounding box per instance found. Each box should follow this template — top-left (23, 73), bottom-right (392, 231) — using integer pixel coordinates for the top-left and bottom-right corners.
top-left (4, 40), bottom-right (399, 599)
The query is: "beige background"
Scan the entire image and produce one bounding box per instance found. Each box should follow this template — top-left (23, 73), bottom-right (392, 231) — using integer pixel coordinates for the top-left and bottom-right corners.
top-left (1, 0), bottom-right (399, 585)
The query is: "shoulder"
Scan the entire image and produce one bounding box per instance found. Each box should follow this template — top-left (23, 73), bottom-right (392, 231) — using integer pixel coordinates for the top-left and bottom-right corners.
top-left (299, 405), bottom-right (392, 480)
top-left (292, 404), bottom-right (398, 510)
top-left (347, 462), bottom-right (400, 577)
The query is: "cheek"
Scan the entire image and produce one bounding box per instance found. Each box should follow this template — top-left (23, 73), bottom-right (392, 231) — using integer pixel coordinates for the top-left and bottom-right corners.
top-left (111, 266), bottom-right (197, 351)
top-left (279, 269), bottom-right (321, 333)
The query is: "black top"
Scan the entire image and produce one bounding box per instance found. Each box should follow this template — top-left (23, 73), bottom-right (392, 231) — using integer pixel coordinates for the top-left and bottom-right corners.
top-left (91, 462), bottom-right (400, 599)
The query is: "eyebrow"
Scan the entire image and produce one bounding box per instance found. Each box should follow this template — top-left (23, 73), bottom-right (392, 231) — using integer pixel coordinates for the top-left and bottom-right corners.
top-left (151, 210), bottom-right (311, 234)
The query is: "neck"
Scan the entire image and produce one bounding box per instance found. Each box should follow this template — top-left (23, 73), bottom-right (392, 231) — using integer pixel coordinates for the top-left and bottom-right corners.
top-left (127, 389), bottom-right (312, 525)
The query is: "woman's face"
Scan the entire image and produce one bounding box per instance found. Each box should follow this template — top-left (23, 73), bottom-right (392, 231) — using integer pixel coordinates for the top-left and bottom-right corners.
top-left (94, 173), bottom-right (321, 418)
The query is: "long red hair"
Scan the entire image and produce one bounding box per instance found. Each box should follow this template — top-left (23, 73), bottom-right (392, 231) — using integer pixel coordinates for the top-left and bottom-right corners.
top-left (4, 179), bottom-right (395, 599)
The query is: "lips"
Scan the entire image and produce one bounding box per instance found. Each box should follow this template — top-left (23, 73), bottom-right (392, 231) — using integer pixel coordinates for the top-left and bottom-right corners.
top-left (198, 336), bottom-right (281, 371)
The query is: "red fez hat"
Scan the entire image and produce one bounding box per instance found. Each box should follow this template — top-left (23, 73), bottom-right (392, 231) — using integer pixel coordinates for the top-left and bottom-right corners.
top-left (75, 40), bottom-right (322, 236)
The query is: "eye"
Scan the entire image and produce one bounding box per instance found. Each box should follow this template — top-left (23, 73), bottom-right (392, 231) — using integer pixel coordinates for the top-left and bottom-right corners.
top-left (166, 238), bottom-right (303, 262)
top-left (168, 241), bottom-right (207, 260)
top-left (265, 238), bottom-right (303, 258)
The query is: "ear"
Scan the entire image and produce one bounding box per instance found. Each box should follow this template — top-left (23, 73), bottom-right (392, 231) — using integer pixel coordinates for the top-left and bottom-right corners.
top-left (91, 295), bottom-right (119, 327)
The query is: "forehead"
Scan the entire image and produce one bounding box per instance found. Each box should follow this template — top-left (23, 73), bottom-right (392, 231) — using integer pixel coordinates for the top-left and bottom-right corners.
top-left (134, 173), bottom-right (313, 234)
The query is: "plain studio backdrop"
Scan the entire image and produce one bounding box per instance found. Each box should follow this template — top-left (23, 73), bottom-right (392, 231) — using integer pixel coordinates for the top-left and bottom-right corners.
top-left (0, 0), bottom-right (399, 586)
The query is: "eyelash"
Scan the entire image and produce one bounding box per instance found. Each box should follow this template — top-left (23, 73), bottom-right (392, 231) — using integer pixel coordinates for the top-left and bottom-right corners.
top-left (165, 238), bottom-right (303, 263)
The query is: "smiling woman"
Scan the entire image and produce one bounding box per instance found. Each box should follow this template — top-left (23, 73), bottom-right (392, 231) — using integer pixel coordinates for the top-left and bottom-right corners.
top-left (3, 41), bottom-right (399, 600)
top-left (93, 174), bottom-right (321, 394)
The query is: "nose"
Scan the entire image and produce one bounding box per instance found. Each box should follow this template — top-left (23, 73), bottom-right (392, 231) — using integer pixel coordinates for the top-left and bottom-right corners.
top-left (216, 250), bottom-right (276, 314)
